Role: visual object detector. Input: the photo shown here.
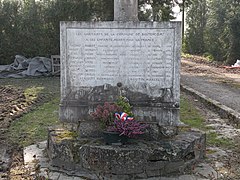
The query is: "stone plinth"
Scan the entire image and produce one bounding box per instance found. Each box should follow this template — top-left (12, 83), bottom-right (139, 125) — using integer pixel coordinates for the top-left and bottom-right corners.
top-left (47, 127), bottom-right (206, 179)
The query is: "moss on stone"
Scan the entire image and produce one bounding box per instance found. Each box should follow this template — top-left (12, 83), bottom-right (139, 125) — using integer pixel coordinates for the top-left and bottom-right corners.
top-left (55, 129), bottom-right (78, 142)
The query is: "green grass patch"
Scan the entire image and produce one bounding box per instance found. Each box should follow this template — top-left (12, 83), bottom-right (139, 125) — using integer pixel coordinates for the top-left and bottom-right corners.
top-left (180, 96), bottom-right (206, 130)
top-left (181, 53), bottom-right (213, 63)
top-left (8, 97), bottom-right (60, 147)
top-left (180, 95), bottom-right (234, 148)
top-left (207, 132), bottom-right (234, 148)
top-left (24, 86), bottom-right (44, 102)
top-left (181, 53), bottom-right (194, 59)
top-left (1, 77), bottom-right (61, 147)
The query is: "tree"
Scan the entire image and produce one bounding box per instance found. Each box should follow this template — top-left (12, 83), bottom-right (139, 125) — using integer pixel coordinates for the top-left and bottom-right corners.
top-left (185, 0), bottom-right (240, 64)
top-left (184, 0), bottom-right (207, 54)
top-left (204, 0), bottom-right (229, 62)
top-left (226, 1), bottom-right (240, 64)
top-left (139, 0), bottom-right (192, 21)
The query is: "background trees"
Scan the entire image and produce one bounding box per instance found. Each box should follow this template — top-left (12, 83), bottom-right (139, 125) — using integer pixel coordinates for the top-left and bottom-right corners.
top-left (185, 0), bottom-right (240, 65)
top-left (1, 0), bottom-right (239, 65)
top-left (184, 0), bottom-right (207, 55)
top-left (0, 0), bottom-right (190, 64)
top-left (0, 0), bottom-right (114, 64)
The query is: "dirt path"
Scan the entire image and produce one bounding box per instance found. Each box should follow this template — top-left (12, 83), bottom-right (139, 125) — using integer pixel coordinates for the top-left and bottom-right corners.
top-left (181, 57), bottom-right (240, 114)
top-left (181, 58), bottom-right (240, 83)
top-left (0, 86), bottom-right (29, 177)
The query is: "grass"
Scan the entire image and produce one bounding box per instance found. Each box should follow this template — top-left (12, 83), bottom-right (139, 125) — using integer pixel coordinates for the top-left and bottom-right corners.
top-left (24, 86), bottom-right (44, 102)
top-left (207, 132), bottom-right (234, 148)
top-left (1, 77), bottom-right (61, 147)
top-left (180, 96), bottom-right (234, 148)
top-left (0, 77), bottom-right (60, 96)
top-left (180, 97), bottom-right (206, 130)
top-left (181, 53), bottom-right (214, 63)
top-left (8, 97), bottom-right (60, 147)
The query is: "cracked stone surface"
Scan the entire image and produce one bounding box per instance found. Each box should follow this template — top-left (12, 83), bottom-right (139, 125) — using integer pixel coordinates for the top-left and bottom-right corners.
top-left (23, 141), bottom-right (210, 180)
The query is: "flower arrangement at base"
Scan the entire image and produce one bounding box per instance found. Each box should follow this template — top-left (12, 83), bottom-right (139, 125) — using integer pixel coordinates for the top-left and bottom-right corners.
top-left (90, 96), bottom-right (148, 144)
top-left (90, 102), bottom-right (123, 130)
top-left (108, 112), bottom-right (148, 138)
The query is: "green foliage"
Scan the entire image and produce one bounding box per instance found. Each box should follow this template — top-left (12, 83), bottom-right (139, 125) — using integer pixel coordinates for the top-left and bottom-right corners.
top-left (139, 0), bottom-right (193, 21)
top-left (204, 0), bottom-right (230, 62)
top-left (207, 0), bottom-right (240, 64)
top-left (184, 0), bottom-right (207, 54)
top-left (0, 0), bottom-right (111, 64)
top-left (185, 0), bottom-right (240, 64)
top-left (227, 9), bottom-right (240, 65)
top-left (203, 52), bottom-right (214, 62)
top-left (116, 96), bottom-right (134, 117)
top-left (0, 0), bottom-right (194, 64)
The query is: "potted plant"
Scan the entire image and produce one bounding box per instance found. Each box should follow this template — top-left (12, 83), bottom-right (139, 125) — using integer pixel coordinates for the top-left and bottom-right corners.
top-left (90, 96), bottom-right (148, 145)
top-left (90, 102), bottom-right (122, 130)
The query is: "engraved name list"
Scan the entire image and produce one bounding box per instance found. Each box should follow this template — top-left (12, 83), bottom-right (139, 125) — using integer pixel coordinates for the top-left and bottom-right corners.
top-left (66, 28), bottom-right (175, 88)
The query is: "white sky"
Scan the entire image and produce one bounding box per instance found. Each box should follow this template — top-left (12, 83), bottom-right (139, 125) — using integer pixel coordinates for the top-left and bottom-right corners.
top-left (172, 5), bottom-right (182, 21)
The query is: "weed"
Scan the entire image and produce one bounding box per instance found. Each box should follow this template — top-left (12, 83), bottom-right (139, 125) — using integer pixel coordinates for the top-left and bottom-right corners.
top-left (24, 86), bottom-right (44, 102)
top-left (207, 132), bottom-right (234, 148)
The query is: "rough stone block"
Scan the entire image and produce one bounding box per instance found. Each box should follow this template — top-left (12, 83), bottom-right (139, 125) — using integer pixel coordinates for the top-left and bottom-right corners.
top-left (145, 161), bottom-right (166, 171)
top-left (164, 161), bottom-right (185, 174)
top-left (47, 128), bottom-right (206, 179)
top-left (80, 145), bottom-right (146, 174)
top-left (146, 169), bottom-right (164, 177)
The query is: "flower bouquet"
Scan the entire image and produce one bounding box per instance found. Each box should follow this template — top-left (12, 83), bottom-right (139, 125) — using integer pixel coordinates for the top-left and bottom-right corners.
top-left (90, 96), bottom-right (148, 145)
top-left (108, 112), bottom-right (148, 138)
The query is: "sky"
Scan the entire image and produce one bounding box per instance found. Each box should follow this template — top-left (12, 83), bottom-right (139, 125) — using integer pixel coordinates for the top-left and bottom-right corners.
top-left (172, 4), bottom-right (182, 21)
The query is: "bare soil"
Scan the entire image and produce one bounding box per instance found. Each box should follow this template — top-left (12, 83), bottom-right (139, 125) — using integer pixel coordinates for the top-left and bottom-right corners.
top-left (181, 55), bottom-right (240, 114)
top-left (0, 86), bottom-right (29, 177)
top-left (181, 56), bottom-right (240, 82)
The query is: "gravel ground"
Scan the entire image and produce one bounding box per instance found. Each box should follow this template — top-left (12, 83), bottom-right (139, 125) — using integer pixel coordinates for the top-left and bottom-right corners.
top-left (181, 58), bottom-right (240, 113)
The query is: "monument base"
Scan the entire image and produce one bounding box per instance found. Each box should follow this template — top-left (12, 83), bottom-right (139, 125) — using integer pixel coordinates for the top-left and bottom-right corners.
top-left (47, 127), bottom-right (206, 179)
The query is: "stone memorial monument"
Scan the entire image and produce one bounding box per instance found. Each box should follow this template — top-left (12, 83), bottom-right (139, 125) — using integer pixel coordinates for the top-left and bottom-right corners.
top-left (59, 2), bottom-right (181, 139)
top-left (48, 0), bottom-right (206, 178)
